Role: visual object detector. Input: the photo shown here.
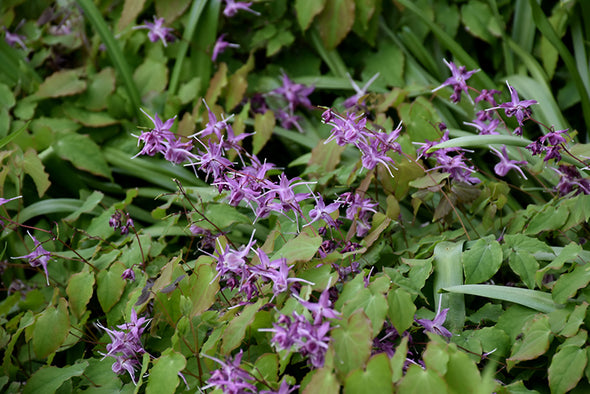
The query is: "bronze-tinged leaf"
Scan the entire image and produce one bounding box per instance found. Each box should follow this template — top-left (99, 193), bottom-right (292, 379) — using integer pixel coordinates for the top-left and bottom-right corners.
top-left (315, 0), bottom-right (356, 50)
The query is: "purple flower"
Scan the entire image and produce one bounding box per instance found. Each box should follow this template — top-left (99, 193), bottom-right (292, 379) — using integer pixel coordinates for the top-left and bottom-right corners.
top-left (415, 303), bottom-right (452, 338)
top-left (554, 165), bottom-right (590, 196)
top-left (464, 118), bottom-right (500, 135)
top-left (539, 128), bottom-right (568, 146)
top-left (432, 59), bottom-right (479, 103)
top-left (12, 232), bottom-right (52, 285)
top-left (323, 112), bottom-right (367, 146)
top-left (132, 109), bottom-right (177, 158)
top-left (294, 284), bottom-right (341, 324)
top-left (489, 146), bottom-right (527, 179)
top-left (3, 28), bottom-right (27, 51)
top-left (121, 268), bottom-right (136, 281)
top-left (133, 16), bottom-right (175, 47)
top-left (474, 89), bottom-right (501, 106)
top-left (97, 308), bottom-right (151, 384)
top-left (0, 195), bottom-right (22, 208)
top-left (305, 194), bottom-right (341, 228)
top-left (223, 0), bottom-right (261, 17)
top-left (202, 350), bottom-right (257, 393)
top-left (272, 73), bottom-right (314, 112)
top-left (488, 81), bottom-right (537, 127)
top-left (250, 249), bottom-right (313, 298)
top-left (260, 312), bottom-right (332, 369)
top-left (212, 34), bottom-right (240, 61)
top-left (342, 72), bottom-right (380, 109)
top-left (163, 137), bottom-right (196, 165)
top-left (430, 151), bottom-right (480, 185)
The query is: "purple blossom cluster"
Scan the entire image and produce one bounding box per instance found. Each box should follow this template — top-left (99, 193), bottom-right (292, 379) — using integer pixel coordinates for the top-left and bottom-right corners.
top-left (109, 210), bottom-right (134, 235)
top-left (96, 309), bottom-right (151, 385)
top-left (526, 128), bottom-right (569, 162)
top-left (322, 109), bottom-right (401, 175)
top-left (268, 73), bottom-right (315, 131)
top-left (417, 129), bottom-right (481, 185)
top-left (208, 231), bottom-right (312, 300)
top-left (263, 285), bottom-right (340, 369)
top-left (132, 109), bottom-right (194, 165)
top-left (554, 165), bottom-right (590, 196)
top-left (432, 59), bottom-right (479, 103)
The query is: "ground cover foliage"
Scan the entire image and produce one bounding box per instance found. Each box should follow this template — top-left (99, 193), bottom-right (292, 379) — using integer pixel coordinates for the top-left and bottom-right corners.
top-left (1, 0), bottom-right (590, 393)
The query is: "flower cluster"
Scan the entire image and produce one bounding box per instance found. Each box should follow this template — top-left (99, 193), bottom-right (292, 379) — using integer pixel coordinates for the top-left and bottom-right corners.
top-left (267, 73), bottom-right (315, 131)
top-left (96, 309), bottom-right (151, 385)
top-left (554, 165), bottom-right (590, 196)
top-left (322, 109), bottom-right (401, 175)
top-left (202, 350), bottom-right (257, 393)
top-left (263, 285), bottom-right (340, 369)
top-left (209, 231), bottom-right (311, 300)
top-left (526, 128), bottom-right (569, 162)
top-left (132, 109), bottom-right (194, 165)
top-left (109, 210), bottom-right (134, 235)
top-left (417, 129), bottom-right (480, 185)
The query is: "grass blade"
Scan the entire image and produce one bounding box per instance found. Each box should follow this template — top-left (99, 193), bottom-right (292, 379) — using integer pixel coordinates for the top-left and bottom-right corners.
top-left (168, 0), bottom-right (209, 95)
top-left (76, 0), bottom-right (141, 118)
top-left (443, 284), bottom-right (560, 313)
top-left (433, 241), bottom-right (465, 333)
top-left (528, 0), bottom-right (590, 139)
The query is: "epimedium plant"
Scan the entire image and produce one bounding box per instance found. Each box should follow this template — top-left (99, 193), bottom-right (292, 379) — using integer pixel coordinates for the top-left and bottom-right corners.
top-left (2, 0), bottom-right (590, 393)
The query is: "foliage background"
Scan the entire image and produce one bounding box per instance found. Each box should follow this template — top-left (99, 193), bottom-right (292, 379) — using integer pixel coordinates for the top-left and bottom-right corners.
top-left (1, 0), bottom-right (590, 393)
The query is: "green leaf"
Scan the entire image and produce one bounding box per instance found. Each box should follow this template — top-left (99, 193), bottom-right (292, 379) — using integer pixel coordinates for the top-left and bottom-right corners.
top-left (116, 0), bottom-right (146, 31)
top-left (397, 364), bottom-right (447, 394)
top-left (0, 82), bottom-right (15, 108)
top-left (552, 264), bottom-right (590, 304)
top-left (155, 0), bottom-right (191, 23)
top-left (146, 349), bottom-right (186, 394)
top-left (549, 344), bottom-right (587, 394)
top-left (272, 231), bottom-right (323, 264)
top-left (63, 191), bottom-right (103, 222)
top-left (344, 353), bottom-right (393, 394)
top-left (134, 58), bottom-right (168, 97)
top-left (33, 69), bottom-right (86, 99)
top-left (53, 133), bottom-right (112, 179)
top-left (399, 97), bottom-right (441, 144)
top-left (97, 262), bottom-right (127, 313)
top-left (463, 235), bottom-right (503, 284)
top-left (221, 298), bottom-right (265, 354)
top-left (560, 303), bottom-right (588, 337)
top-left (302, 368), bottom-right (340, 394)
top-left (295, 0), bottom-right (326, 31)
top-left (508, 315), bottom-right (552, 363)
top-left (390, 335), bottom-right (408, 383)
top-left (387, 288), bottom-right (416, 335)
top-left (315, 0), bottom-right (356, 50)
top-left (362, 39), bottom-right (404, 87)
top-left (63, 107), bottom-right (118, 128)
top-left (66, 271), bottom-right (95, 319)
top-left (253, 110), bottom-right (276, 155)
top-left (342, 284), bottom-right (388, 335)
top-left (460, 1), bottom-right (501, 43)
top-left (427, 135), bottom-right (532, 153)
top-left (331, 309), bottom-right (373, 379)
top-left (82, 67), bottom-right (116, 111)
top-left (188, 263), bottom-right (219, 317)
top-left (508, 251), bottom-right (538, 290)
top-left (32, 298), bottom-right (70, 359)
top-left (0, 120), bottom-right (28, 149)
top-left (23, 148), bottom-right (50, 197)
top-left (445, 345), bottom-right (483, 393)
top-left (23, 361), bottom-right (88, 394)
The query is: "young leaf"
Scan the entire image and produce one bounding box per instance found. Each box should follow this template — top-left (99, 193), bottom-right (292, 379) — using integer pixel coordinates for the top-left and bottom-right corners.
top-left (463, 235), bottom-right (503, 284)
top-left (32, 298), bottom-right (71, 359)
top-left (23, 361), bottom-right (88, 394)
top-left (344, 353), bottom-right (393, 394)
top-left (146, 349), bottom-right (187, 394)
